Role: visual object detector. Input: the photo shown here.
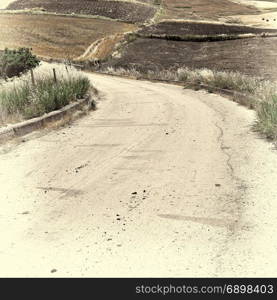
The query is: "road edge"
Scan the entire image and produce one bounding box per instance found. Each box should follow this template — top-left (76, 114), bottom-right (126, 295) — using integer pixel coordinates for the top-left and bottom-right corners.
top-left (0, 95), bottom-right (95, 144)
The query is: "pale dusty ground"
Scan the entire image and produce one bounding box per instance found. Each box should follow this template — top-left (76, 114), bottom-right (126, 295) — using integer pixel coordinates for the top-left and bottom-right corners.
top-left (229, 0), bottom-right (277, 28)
top-left (231, 0), bottom-right (277, 10)
top-left (0, 0), bottom-right (15, 9)
top-left (233, 11), bottom-right (277, 28)
top-left (0, 73), bottom-right (277, 277)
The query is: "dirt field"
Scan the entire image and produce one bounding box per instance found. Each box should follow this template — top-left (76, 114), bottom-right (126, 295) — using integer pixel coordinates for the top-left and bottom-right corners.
top-left (159, 0), bottom-right (260, 21)
top-left (221, 1), bottom-right (277, 28)
top-left (139, 20), bottom-right (277, 37)
top-left (102, 36), bottom-right (277, 80)
top-left (0, 14), bottom-right (136, 59)
top-left (7, 0), bottom-right (157, 23)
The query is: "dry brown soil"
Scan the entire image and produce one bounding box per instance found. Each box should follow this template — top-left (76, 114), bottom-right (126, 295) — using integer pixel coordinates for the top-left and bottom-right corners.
top-left (102, 36), bottom-right (277, 80)
top-left (0, 14), bottom-right (136, 60)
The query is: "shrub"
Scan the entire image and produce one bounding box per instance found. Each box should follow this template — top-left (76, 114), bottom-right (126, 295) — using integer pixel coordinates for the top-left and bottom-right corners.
top-left (0, 48), bottom-right (40, 79)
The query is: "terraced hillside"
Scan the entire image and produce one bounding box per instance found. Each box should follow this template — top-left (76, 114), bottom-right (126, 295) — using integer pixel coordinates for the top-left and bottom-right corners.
top-left (100, 20), bottom-right (277, 80)
top-left (5, 0), bottom-right (261, 23)
top-left (7, 0), bottom-right (157, 23)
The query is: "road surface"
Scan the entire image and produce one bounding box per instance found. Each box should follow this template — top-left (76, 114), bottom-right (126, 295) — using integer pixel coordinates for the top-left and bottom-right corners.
top-left (0, 73), bottom-right (277, 277)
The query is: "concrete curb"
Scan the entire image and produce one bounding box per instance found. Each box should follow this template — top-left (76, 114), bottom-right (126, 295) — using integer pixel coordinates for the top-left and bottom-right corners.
top-left (0, 96), bottom-right (94, 144)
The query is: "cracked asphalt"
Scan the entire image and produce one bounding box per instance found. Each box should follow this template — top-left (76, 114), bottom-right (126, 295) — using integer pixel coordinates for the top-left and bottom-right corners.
top-left (0, 73), bottom-right (277, 277)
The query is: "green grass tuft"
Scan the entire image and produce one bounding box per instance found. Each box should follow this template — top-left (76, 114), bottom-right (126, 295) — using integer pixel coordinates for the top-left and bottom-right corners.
top-left (256, 95), bottom-right (277, 140)
top-left (0, 68), bottom-right (91, 123)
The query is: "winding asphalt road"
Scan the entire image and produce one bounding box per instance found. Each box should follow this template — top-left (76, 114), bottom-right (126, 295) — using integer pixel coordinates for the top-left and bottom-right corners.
top-left (0, 73), bottom-right (277, 277)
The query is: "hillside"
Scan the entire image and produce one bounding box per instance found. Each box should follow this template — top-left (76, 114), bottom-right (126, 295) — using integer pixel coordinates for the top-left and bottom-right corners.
top-left (1, 1), bottom-right (277, 77)
top-left (0, 14), bottom-right (136, 60)
top-left (6, 0), bottom-right (157, 24)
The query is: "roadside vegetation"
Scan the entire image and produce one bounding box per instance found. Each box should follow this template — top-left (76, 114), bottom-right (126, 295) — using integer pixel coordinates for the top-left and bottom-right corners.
top-left (102, 66), bottom-right (277, 141)
top-left (0, 63), bottom-right (91, 125)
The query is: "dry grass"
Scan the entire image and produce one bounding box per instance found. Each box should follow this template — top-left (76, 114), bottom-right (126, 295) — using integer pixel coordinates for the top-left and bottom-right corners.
top-left (0, 14), bottom-right (136, 60)
top-left (0, 63), bottom-right (92, 125)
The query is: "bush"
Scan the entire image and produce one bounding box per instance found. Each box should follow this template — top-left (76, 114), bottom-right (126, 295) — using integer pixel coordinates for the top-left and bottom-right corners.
top-left (0, 48), bottom-right (40, 79)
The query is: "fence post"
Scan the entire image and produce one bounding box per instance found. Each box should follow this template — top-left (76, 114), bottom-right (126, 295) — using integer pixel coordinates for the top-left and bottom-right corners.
top-left (53, 68), bottom-right (57, 83)
top-left (30, 69), bottom-right (35, 86)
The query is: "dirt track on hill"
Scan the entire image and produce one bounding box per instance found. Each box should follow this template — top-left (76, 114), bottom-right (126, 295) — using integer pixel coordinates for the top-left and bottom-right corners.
top-left (0, 73), bottom-right (277, 277)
